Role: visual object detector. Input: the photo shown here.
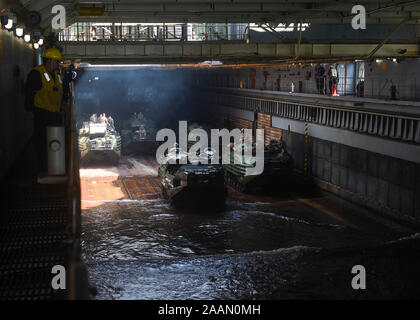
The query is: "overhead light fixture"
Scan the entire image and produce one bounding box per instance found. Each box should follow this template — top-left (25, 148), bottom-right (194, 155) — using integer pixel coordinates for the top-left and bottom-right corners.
top-left (15, 27), bottom-right (23, 37)
top-left (33, 43), bottom-right (39, 49)
top-left (5, 18), bottom-right (13, 29)
top-left (1, 16), bottom-right (13, 29)
top-left (24, 34), bottom-right (31, 42)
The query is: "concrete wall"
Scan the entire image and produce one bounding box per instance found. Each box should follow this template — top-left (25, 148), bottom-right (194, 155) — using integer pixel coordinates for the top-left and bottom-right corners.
top-left (0, 28), bottom-right (36, 180)
top-left (205, 58), bottom-right (420, 100)
top-left (364, 59), bottom-right (420, 100)
top-left (283, 130), bottom-right (420, 223)
top-left (209, 66), bottom-right (319, 94)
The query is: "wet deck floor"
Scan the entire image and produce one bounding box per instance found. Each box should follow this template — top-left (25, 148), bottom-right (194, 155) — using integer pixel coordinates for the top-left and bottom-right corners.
top-left (80, 156), bottom-right (420, 299)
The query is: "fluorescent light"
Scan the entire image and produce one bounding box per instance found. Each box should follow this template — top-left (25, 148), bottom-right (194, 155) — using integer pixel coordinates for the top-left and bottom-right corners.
top-left (38, 38), bottom-right (44, 45)
top-left (5, 19), bottom-right (13, 29)
top-left (34, 43), bottom-right (39, 49)
top-left (15, 27), bottom-right (23, 37)
top-left (24, 34), bottom-right (31, 42)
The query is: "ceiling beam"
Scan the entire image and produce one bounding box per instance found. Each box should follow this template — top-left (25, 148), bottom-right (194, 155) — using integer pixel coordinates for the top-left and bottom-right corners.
top-left (59, 41), bottom-right (420, 64)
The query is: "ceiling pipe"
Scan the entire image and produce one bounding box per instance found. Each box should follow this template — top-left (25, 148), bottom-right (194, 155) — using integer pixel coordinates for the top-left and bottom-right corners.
top-left (294, 20), bottom-right (303, 60)
top-left (256, 23), bottom-right (288, 41)
top-left (365, 17), bottom-right (415, 60)
top-left (265, 16), bottom-right (417, 67)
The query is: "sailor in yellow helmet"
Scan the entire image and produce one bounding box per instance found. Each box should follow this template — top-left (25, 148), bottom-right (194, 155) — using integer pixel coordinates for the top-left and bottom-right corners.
top-left (24, 47), bottom-right (64, 174)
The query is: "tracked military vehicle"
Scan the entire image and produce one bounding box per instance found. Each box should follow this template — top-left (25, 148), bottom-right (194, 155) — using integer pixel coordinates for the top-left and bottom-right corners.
top-left (224, 139), bottom-right (294, 193)
top-left (158, 145), bottom-right (227, 209)
top-left (78, 121), bottom-right (122, 165)
top-left (121, 114), bottom-right (158, 155)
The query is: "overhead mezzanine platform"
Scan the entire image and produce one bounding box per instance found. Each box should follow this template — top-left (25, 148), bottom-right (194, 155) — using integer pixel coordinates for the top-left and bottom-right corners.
top-left (59, 41), bottom-right (420, 64)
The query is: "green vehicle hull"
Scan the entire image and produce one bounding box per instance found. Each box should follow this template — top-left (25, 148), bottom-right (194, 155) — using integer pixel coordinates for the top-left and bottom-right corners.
top-left (158, 163), bottom-right (227, 209)
top-left (224, 140), bottom-right (294, 193)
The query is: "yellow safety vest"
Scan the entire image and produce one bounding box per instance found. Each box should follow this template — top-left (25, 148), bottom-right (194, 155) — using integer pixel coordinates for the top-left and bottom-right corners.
top-left (33, 65), bottom-right (63, 113)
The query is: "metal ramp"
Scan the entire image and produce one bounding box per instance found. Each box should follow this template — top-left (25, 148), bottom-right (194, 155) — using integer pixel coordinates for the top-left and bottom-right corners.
top-left (0, 83), bottom-right (87, 300)
top-left (0, 183), bottom-right (71, 300)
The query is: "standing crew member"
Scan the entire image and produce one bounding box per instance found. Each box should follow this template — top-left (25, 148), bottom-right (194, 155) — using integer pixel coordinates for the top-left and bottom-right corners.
top-left (108, 116), bottom-right (115, 129)
top-left (63, 63), bottom-right (77, 102)
top-left (25, 48), bottom-right (64, 174)
top-left (99, 113), bottom-right (108, 124)
top-left (137, 112), bottom-right (146, 124)
top-left (90, 113), bottom-right (98, 123)
top-left (328, 65), bottom-right (339, 96)
top-left (315, 64), bottom-right (326, 95)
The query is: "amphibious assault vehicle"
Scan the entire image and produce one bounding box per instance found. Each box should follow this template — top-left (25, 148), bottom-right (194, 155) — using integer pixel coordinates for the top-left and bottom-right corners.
top-left (158, 145), bottom-right (227, 209)
top-left (224, 139), bottom-right (294, 193)
top-left (78, 122), bottom-right (122, 165)
top-left (121, 114), bottom-right (158, 155)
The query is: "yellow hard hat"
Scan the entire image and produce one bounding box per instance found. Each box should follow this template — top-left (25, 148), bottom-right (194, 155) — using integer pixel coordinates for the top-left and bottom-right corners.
top-left (42, 48), bottom-right (62, 61)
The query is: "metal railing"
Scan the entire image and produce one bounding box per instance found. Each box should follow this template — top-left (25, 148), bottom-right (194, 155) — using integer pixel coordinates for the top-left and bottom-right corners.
top-left (66, 82), bottom-right (89, 299)
top-left (67, 82), bottom-right (81, 240)
top-left (59, 23), bottom-right (248, 42)
top-left (204, 90), bottom-right (420, 144)
top-left (206, 76), bottom-right (420, 101)
top-left (60, 24), bottom-right (186, 42)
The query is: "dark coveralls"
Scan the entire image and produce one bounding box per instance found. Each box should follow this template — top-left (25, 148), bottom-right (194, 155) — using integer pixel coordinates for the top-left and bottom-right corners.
top-left (315, 65), bottom-right (326, 95)
top-left (24, 70), bottom-right (63, 172)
